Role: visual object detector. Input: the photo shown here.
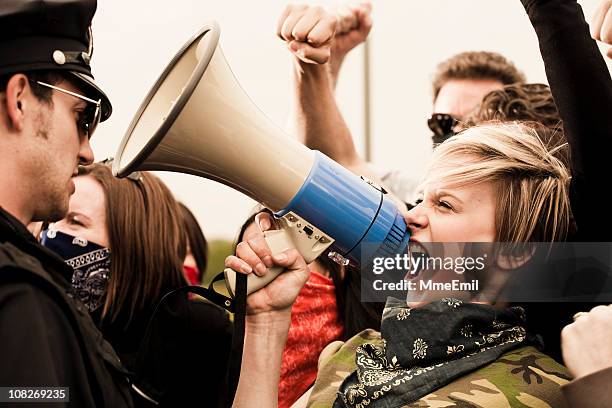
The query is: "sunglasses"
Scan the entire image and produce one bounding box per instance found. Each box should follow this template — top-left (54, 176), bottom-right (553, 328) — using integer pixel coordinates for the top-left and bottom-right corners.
top-left (427, 113), bottom-right (459, 145)
top-left (30, 80), bottom-right (102, 139)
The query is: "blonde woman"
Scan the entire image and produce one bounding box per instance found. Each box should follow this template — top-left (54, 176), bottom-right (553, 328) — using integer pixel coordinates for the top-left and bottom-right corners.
top-left (226, 0), bottom-right (612, 400)
top-left (228, 123), bottom-right (575, 407)
top-left (228, 0), bottom-right (612, 404)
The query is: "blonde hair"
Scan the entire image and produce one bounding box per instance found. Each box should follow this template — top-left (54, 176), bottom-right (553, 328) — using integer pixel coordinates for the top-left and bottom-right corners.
top-left (422, 122), bottom-right (572, 243)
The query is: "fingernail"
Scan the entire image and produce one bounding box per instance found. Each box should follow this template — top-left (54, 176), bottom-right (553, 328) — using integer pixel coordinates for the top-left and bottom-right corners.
top-left (263, 255), bottom-right (274, 268)
top-left (241, 264), bottom-right (252, 273)
top-left (256, 263), bottom-right (267, 275)
top-left (258, 217), bottom-right (271, 231)
top-left (274, 253), bottom-right (287, 262)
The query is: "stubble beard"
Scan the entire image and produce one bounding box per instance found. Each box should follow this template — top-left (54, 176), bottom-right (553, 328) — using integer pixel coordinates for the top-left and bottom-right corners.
top-left (30, 108), bottom-right (72, 223)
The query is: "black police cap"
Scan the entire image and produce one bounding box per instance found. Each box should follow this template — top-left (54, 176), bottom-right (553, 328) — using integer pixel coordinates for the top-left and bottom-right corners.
top-left (0, 0), bottom-right (112, 121)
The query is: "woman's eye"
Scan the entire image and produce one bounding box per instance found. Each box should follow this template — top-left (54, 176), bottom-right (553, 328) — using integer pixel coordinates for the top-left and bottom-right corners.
top-left (438, 201), bottom-right (453, 210)
top-left (69, 216), bottom-right (84, 226)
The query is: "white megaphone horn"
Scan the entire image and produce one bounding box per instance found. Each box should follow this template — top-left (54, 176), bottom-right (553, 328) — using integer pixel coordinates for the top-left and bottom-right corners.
top-left (113, 22), bottom-right (409, 297)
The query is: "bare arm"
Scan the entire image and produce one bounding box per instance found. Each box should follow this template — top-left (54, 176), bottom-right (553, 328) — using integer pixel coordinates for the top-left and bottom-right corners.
top-left (228, 213), bottom-right (310, 407)
top-left (291, 60), bottom-right (365, 171)
top-left (232, 313), bottom-right (291, 407)
top-left (278, 4), bottom-right (370, 169)
top-left (278, 4), bottom-right (406, 209)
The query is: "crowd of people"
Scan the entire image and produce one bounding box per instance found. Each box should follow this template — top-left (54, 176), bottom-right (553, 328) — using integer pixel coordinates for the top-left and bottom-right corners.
top-left (0, 0), bottom-right (611, 407)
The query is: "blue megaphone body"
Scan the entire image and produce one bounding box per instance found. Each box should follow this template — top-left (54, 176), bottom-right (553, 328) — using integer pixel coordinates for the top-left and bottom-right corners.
top-left (277, 152), bottom-right (409, 267)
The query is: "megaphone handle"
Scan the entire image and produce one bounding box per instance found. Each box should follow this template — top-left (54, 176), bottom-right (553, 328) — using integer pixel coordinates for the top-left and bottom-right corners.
top-left (224, 228), bottom-right (296, 296)
top-left (223, 264), bottom-right (285, 297)
top-left (224, 219), bottom-right (333, 296)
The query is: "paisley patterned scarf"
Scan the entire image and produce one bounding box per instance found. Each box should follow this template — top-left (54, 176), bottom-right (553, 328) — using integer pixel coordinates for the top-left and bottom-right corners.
top-left (335, 298), bottom-right (528, 408)
top-left (41, 229), bottom-right (111, 312)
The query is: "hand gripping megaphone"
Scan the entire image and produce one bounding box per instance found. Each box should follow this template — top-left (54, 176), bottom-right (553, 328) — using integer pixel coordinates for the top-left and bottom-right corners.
top-left (113, 22), bottom-right (409, 296)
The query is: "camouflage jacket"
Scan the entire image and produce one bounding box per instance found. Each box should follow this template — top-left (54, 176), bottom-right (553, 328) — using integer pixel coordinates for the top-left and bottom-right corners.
top-left (307, 330), bottom-right (572, 408)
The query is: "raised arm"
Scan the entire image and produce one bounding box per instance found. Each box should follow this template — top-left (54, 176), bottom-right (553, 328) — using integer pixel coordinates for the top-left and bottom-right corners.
top-left (520, 0), bottom-right (612, 241)
top-left (329, 2), bottom-right (373, 89)
top-left (277, 4), bottom-right (374, 177)
top-left (227, 213), bottom-right (310, 408)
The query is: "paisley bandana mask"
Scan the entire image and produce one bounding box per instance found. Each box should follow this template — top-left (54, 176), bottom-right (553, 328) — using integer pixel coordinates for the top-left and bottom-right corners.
top-left (41, 228), bottom-right (111, 312)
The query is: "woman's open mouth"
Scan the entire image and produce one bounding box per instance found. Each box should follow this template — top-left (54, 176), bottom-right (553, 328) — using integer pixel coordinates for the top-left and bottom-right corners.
top-left (406, 240), bottom-right (430, 279)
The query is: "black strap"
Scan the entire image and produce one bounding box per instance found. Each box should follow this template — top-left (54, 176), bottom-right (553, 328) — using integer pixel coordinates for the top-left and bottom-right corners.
top-left (226, 271), bottom-right (246, 407)
top-left (133, 272), bottom-right (247, 407)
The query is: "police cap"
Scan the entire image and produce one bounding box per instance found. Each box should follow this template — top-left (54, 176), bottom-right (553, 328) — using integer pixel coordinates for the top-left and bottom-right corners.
top-left (0, 0), bottom-right (112, 121)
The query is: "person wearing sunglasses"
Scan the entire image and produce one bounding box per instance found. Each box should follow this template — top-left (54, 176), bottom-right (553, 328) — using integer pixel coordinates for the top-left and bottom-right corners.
top-left (232, 0), bottom-right (612, 403)
top-left (278, 3), bottom-right (525, 204)
top-left (427, 51), bottom-right (525, 144)
top-left (0, 1), bottom-right (134, 406)
top-left (30, 79), bottom-right (103, 139)
top-left (427, 113), bottom-right (459, 145)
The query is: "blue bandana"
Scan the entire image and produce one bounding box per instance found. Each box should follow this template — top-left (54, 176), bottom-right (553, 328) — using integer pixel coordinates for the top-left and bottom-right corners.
top-left (41, 229), bottom-right (111, 312)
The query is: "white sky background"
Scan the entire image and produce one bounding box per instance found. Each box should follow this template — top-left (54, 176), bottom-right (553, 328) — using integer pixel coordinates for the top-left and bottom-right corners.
top-left (89, 0), bottom-right (612, 241)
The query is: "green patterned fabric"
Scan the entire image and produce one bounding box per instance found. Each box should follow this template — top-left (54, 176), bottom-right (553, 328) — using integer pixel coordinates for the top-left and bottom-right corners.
top-left (335, 299), bottom-right (533, 407)
top-left (307, 331), bottom-right (571, 408)
top-left (308, 330), bottom-right (381, 408)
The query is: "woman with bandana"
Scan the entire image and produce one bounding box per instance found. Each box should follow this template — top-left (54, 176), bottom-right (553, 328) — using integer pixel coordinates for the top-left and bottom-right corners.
top-left (230, 123), bottom-right (575, 408)
top-left (229, 0), bottom-right (612, 405)
top-left (41, 163), bottom-right (232, 407)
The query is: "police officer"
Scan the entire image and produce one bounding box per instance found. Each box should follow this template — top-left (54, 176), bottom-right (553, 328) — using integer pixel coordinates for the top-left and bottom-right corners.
top-left (0, 1), bottom-right (133, 406)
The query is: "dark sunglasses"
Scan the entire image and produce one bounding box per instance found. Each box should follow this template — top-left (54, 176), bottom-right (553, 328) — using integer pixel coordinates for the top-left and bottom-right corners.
top-left (427, 113), bottom-right (459, 145)
top-left (30, 80), bottom-right (101, 139)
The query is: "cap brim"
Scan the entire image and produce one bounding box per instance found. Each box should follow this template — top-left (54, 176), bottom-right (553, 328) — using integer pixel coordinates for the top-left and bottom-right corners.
top-left (67, 71), bottom-right (112, 122)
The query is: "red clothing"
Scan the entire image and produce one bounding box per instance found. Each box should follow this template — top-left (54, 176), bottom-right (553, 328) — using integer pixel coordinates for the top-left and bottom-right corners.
top-left (183, 264), bottom-right (200, 286)
top-left (278, 271), bottom-right (344, 408)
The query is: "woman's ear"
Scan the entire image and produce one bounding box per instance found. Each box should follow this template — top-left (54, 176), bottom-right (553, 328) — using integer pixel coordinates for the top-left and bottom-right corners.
top-left (4, 74), bottom-right (29, 132)
top-left (494, 242), bottom-right (537, 270)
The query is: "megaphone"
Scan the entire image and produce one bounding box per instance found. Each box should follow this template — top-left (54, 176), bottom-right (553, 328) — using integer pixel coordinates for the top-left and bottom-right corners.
top-left (113, 22), bottom-right (409, 296)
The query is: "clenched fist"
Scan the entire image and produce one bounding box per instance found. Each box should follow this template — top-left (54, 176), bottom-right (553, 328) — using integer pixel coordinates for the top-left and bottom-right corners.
top-left (277, 4), bottom-right (338, 64)
top-left (591, 0), bottom-right (612, 58)
top-left (277, 2), bottom-right (372, 67)
top-left (561, 305), bottom-right (612, 379)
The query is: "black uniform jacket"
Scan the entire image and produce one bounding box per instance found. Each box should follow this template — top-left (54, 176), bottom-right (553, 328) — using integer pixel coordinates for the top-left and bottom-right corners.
top-left (0, 207), bottom-right (133, 407)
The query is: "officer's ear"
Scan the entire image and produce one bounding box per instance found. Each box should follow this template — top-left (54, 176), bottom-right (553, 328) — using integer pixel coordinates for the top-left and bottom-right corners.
top-left (3, 74), bottom-right (30, 132)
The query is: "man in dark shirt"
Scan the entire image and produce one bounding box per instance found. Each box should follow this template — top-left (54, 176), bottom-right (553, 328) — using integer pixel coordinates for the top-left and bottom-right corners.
top-left (0, 1), bottom-right (133, 406)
